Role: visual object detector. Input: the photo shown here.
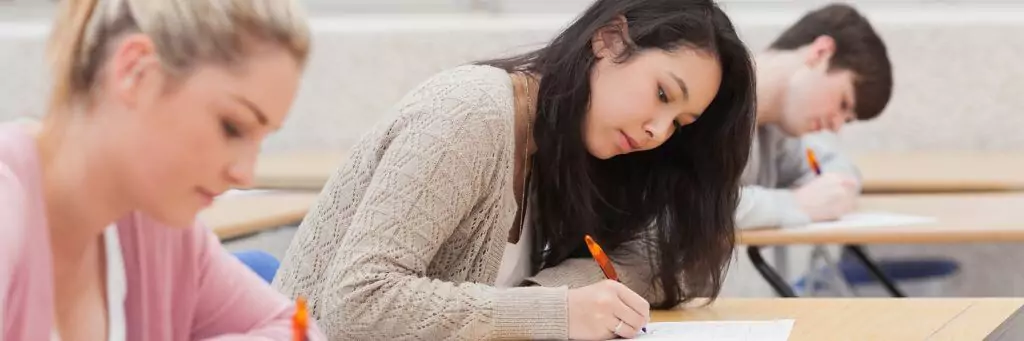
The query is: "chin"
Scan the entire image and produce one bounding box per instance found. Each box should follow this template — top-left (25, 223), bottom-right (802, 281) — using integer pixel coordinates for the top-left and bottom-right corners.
top-left (779, 124), bottom-right (806, 137)
top-left (587, 146), bottom-right (615, 160)
top-left (146, 207), bottom-right (201, 229)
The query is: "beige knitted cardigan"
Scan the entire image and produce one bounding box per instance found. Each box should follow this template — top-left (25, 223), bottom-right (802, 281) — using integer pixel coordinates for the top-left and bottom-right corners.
top-left (273, 65), bottom-right (659, 340)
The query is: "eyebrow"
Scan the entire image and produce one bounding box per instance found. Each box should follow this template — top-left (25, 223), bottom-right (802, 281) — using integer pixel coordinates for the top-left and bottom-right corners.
top-left (231, 94), bottom-right (269, 126)
top-left (669, 72), bottom-right (690, 102)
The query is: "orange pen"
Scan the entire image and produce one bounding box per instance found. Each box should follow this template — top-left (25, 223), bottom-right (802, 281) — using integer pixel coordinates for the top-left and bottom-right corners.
top-left (584, 235), bottom-right (646, 333)
top-left (805, 147), bottom-right (822, 176)
top-left (292, 296), bottom-right (309, 341)
top-left (584, 235), bottom-right (619, 281)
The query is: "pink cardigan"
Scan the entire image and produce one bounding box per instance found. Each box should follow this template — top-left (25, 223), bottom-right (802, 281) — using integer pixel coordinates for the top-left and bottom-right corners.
top-left (0, 122), bottom-right (325, 341)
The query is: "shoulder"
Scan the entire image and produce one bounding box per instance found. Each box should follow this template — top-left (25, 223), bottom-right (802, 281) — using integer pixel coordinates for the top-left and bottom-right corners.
top-left (758, 124), bottom-right (802, 151)
top-left (0, 163), bottom-right (29, 265)
top-left (396, 65), bottom-right (515, 127)
top-left (387, 65), bottom-right (517, 157)
top-left (0, 122), bottom-right (42, 264)
top-left (411, 64), bottom-right (515, 103)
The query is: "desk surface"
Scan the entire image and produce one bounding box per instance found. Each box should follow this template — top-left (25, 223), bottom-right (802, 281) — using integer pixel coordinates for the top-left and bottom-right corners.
top-left (199, 191), bottom-right (319, 239)
top-left (740, 192), bottom-right (1024, 246)
top-left (656, 298), bottom-right (1024, 341)
top-left (254, 151), bottom-right (1024, 193)
top-left (202, 191), bottom-right (1024, 247)
top-left (253, 151), bottom-right (347, 190)
top-left (855, 151), bottom-right (1024, 193)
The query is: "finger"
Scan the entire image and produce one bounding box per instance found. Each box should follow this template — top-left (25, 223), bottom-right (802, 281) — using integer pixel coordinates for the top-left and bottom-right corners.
top-left (613, 282), bottom-right (651, 321)
top-left (835, 175), bottom-right (858, 188)
top-left (607, 316), bottom-right (639, 339)
top-left (842, 181), bottom-right (859, 191)
top-left (612, 300), bottom-right (646, 338)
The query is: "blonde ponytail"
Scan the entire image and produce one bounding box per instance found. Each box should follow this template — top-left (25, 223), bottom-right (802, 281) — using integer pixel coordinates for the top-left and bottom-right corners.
top-left (47, 0), bottom-right (100, 111)
top-left (46, 0), bottom-right (311, 113)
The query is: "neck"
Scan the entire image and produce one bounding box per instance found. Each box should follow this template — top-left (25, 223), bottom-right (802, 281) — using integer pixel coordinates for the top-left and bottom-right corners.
top-left (37, 112), bottom-right (128, 280)
top-left (754, 51), bottom-right (801, 127)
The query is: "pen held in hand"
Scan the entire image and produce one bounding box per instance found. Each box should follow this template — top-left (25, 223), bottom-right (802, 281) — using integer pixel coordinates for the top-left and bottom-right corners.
top-left (584, 235), bottom-right (618, 281)
top-left (805, 147), bottom-right (822, 176)
top-left (584, 234), bottom-right (646, 334)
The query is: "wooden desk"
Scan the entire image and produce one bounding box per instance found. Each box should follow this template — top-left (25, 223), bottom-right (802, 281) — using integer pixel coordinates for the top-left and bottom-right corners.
top-left (740, 192), bottom-right (1024, 246)
top-left (656, 298), bottom-right (1024, 341)
top-left (199, 191), bottom-right (319, 239)
top-left (251, 151), bottom-right (1024, 193)
top-left (253, 151), bottom-right (347, 190)
top-left (856, 152), bottom-right (1024, 193)
top-left (741, 192), bottom-right (1024, 297)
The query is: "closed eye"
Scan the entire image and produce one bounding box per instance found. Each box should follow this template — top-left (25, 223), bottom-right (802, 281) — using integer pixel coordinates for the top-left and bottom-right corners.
top-left (658, 86), bottom-right (669, 103)
top-left (221, 120), bottom-right (243, 138)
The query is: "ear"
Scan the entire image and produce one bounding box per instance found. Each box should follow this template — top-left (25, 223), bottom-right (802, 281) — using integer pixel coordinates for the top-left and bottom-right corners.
top-left (804, 35), bottom-right (836, 68)
top-left (591, 15), bottom-right (631, 60)
top-left (108, 33), bottom-right (162, 108)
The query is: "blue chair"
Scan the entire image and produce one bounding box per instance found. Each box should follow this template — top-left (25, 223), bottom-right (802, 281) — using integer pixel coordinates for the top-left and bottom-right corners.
top-left (796, 256), bottom-right (959, 295)
top-left (233, 250), bottom-right (281, 283)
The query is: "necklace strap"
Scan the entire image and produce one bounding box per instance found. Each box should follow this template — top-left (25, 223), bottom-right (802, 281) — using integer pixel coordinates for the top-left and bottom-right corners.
top-left (508, 72), bottom-right (535, 244)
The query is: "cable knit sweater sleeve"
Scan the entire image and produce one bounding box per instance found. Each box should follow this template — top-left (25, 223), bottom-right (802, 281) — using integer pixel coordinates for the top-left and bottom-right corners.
top-left (524, 233), bottom-right (665, 303)
top-left (273, 66), bottom-right (568, 340)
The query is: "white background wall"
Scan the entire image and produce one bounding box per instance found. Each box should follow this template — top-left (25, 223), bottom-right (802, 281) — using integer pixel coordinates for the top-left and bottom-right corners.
top-left (3, 2), bottom-right (1024, 154)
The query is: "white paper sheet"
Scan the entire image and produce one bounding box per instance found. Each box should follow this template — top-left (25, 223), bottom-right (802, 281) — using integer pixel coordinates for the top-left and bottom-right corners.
top-left (796, 211), bottom-right (936, 230)
top-left (612, 319), bottom-right (795, 341)
top-left (218, 189), bottom-right (287, 198)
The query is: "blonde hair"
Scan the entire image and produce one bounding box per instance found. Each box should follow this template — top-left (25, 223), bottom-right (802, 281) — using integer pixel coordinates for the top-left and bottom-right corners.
top-left (47, 0), bottom-right (311, 111)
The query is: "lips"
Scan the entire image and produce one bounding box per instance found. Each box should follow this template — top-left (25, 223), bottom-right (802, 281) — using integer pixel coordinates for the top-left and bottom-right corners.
top-left (617, 130), bottom-right (642, 154)
top-left (809, 120), bottom-right (822, 132)
top-left (197, 188), bottom-right (223, 205)
top-left (624, 133), bottom-right (641, 150)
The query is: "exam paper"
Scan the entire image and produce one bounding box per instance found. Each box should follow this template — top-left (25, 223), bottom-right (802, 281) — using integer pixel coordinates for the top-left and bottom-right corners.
top-left (612, 319), bottom-right (794, 341)
top-left (219, 189), bottom-right (289, 198)
top-left (797, 211), bottom-right (936, 230)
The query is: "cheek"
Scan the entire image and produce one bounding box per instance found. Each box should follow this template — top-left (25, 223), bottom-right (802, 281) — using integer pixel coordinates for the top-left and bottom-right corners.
top-left (134, 106), bottom-right (222, 191)
top-left (590, 81), bottom-right (651, 126)
top-left (797, 86), bottom-right (834, 118)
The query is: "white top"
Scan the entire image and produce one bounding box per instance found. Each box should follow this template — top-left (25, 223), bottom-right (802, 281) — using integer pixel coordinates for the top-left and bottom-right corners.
top-left (495, 207), bottom-right (533, 288)
top-left (50, 226), bottom-right (126, 341)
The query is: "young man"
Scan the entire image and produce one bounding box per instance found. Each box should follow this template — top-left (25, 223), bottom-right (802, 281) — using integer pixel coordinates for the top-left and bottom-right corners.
top-left (737, 3), bottom-right (893, 228)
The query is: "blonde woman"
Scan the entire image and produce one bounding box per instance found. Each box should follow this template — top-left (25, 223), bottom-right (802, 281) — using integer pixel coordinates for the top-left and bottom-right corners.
top-left (0, 0), bottom-right (324, 340)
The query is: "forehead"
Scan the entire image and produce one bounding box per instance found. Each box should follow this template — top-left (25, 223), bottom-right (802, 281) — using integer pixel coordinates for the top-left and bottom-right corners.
top-left (180, 49), bottom-right (301, 122)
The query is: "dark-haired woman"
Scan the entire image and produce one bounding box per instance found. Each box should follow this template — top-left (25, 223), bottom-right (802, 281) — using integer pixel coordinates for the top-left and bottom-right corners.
top-left (274, 0), bottom-right (756, 339)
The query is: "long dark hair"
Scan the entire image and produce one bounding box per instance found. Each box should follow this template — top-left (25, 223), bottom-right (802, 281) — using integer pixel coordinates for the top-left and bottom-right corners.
top-left (480, 0), bottom-right (755, 309)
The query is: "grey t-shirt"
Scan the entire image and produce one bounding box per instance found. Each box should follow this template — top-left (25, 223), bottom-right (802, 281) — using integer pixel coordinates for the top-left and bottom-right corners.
top-left (736, 126), bottom-right (861, 229)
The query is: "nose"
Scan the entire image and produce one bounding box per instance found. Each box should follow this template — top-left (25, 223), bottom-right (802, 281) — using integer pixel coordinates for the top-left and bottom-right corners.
top-left (642, 115), bottom-right (676, 149)
top-left (227, 146), bottom-right (258, 188)
top-left (828, 112), bottom-right (849, 132)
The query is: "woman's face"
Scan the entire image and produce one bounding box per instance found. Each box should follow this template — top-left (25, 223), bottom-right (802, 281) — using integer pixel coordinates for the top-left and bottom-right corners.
top-left (584, 36), bottom-right (722, 160)
top-left (96, 35), bottom-right (302, 227)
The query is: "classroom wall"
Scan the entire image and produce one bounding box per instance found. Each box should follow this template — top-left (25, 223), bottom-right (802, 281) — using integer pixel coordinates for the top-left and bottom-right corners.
top-left (3, 5), bottom-right (1024, 153)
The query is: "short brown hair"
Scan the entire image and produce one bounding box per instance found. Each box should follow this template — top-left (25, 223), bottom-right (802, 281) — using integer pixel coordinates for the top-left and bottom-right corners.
top-left (769, 3), bottom-right (892, 120)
